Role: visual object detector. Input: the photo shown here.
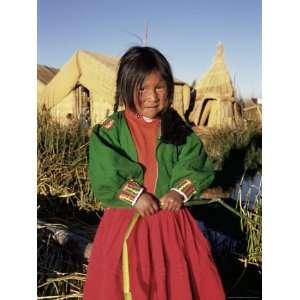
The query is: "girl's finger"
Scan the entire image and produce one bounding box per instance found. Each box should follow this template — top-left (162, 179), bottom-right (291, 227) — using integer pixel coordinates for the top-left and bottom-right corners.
top-left (152, 202), bottom-right (159, 211)
top-left (168, 199), bottom-right (175, 211)
top-left (148, 206), bottom-right (155, 215)
top-left (142, 206), bottom-right (150, 216)
top-left (152, 206), bottom-right (158, 213)
top-left (171, 204), bottom-right (177, 211)
top-left (149, 208), bottom-right (155, 215)
top-left (164, 200), bottom-right (171, 210)
top-left (171, 201), bottom-right (180, 211)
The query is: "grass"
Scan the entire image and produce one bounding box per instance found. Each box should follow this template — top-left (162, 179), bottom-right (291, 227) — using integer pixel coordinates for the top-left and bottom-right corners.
top-left (37, 112), bottom-right (100, 212)
top-left (194, 121), bottom-right (261, 171)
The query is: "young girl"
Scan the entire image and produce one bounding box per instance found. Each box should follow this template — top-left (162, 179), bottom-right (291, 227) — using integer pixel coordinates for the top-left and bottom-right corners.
top-left (83, 46), bottom-right (225, 300)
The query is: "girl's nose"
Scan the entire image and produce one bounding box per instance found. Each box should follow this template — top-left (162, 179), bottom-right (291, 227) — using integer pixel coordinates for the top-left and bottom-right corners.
top-left (142, 90), bottom-right (159, 102)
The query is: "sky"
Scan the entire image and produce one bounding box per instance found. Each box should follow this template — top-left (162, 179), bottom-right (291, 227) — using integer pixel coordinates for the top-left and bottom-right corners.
top-left (38, 0), bottom-right (261, 98)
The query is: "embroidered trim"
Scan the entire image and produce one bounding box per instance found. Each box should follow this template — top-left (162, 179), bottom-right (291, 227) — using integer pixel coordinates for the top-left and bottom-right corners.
top-left (100, 118), bottom-right (114, 129)
top-left (131, 188), bottom-right (144, 206)
top-left (170, 188), bottom-right (188, 202)
top-left (172, 178), bottom-right (196, 202)
top-left (118, 180), bottom-right (144, 205)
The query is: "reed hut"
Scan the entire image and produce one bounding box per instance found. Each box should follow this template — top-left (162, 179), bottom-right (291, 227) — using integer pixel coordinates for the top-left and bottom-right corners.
top-left (241, 98), bottom-right (262, 122)
top-left (38, 50), bottom-right (118, 126)
top-left (189, 43), bottom-right (243, 128)
top-left (39, 50), bottom-right (190, 126)
top-left (37, 65), bottom-right (59, 100)
top-left (172, 79), bottom-right (191, 120)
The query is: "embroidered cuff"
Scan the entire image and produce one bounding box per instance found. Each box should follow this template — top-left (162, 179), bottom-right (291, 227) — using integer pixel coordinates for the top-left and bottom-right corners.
top-left (171, 179), bottom-right (197, 203)
top-left (118, 180), bottom-right (144, 206)
top-left (131, 187), bottom-right (144, 206)
top-left (170, 188), bottom-right (188, 202)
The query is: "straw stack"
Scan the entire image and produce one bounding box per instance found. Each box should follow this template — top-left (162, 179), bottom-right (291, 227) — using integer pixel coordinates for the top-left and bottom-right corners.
top-left (189, 43), bottom-right (243, 128)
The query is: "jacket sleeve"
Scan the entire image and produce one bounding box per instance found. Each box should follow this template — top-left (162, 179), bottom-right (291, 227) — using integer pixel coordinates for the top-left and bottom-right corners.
top-left (169, 132), bottom-right (215, 204)
top-left (88, 121), bottom-right (144, 208)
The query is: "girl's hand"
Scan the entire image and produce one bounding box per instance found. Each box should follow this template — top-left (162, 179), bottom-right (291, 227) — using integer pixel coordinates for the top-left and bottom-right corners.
top-left (160, 191), bottom-right (184, 212)
top-left (134, 192), bottom-right (159, 217)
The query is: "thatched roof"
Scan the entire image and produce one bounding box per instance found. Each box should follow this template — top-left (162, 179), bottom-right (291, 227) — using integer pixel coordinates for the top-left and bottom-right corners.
top-left (39, 50), bottom-right (118, 109)
top-left (194, 43), bottom-right (235, 101)
top-left (39, 50), bottom-right (189, 110)
top-left (37, 64), bottom-right (59, 85)
top-left (82, 50), bottom-right (119, 71)
top-left (84, 50), bottom-right (188, 85)
top-left (85, 50), bottom-right (187, 85)
top-left (188, 44), bottom-right (243, 128)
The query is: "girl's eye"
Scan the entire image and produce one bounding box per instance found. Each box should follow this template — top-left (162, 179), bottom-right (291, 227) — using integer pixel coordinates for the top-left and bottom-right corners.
top-left (156, 86), bottom-right (165, 91)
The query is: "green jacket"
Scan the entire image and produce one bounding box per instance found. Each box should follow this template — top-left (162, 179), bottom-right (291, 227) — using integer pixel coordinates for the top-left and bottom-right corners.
top-left (88, 111), bottom-right (214, 208)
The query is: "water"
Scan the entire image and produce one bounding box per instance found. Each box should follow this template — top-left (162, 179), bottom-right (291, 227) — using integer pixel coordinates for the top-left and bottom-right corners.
top-left (195, 172), bottom-right (262, 256)
top-left (229, 172), bottom-right (262, 210)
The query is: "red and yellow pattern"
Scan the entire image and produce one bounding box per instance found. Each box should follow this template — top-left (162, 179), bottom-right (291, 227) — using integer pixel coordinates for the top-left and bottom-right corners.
top-left (173, 178), bottom-right (197, 201)
top-left (118, 180), bottom-right (144, 205)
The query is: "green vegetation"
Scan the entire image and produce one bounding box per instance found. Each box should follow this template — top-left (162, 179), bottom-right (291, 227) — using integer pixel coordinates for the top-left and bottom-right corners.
top-left (197, 121), bottom-right (262, 171)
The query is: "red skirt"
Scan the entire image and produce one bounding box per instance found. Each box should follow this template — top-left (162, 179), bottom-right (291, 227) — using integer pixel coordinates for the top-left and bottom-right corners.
top-left (83, 207), bottom-right (225, 300)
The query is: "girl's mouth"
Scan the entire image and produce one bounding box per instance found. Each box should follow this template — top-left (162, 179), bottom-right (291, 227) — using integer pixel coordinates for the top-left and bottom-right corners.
top-left (144, 105), bottom-right (159, 108)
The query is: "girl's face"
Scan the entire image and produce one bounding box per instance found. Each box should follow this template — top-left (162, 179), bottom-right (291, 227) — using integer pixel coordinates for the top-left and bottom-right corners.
top-left (134, 71), bottom-right (167, 119)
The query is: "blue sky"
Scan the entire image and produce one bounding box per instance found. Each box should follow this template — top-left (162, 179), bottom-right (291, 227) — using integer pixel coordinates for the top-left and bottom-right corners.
top-left (38, 0), bottom-right (261, 98)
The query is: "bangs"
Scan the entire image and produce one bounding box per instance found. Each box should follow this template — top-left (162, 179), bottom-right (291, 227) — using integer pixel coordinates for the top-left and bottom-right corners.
top-left (115, 46), bottom-right (174, 112)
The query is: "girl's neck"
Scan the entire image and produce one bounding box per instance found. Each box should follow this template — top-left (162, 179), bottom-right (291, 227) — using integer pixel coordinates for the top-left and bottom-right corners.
top-left (124, 108), bottom-right (160, 126)
top-left (142, 115), bottom-right (154, 123)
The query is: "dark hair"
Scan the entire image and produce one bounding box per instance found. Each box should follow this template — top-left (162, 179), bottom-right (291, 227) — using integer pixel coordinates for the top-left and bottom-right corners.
top-left (114, 46), bottom-right (174, 112)
top-left (66, 113), bottom-right (74, 120)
